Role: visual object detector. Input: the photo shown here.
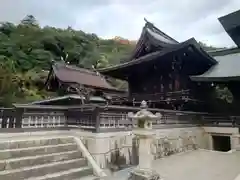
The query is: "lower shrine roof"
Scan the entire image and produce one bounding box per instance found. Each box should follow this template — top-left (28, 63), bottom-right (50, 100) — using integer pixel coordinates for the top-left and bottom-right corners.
top-left (46, 62), bottom-right (118, 91)
top-left (191, 49), bottom-right (240, 82)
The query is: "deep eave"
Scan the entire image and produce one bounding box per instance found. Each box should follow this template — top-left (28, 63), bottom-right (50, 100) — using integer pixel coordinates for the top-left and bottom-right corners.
top-left (219, 9), bottom-right (240, 31)
top-left (28, 95), bottom-right (107, 105)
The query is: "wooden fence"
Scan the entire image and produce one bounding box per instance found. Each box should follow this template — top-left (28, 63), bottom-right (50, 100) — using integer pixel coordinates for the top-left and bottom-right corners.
top-left (1, 104), bottom-right (240, 132)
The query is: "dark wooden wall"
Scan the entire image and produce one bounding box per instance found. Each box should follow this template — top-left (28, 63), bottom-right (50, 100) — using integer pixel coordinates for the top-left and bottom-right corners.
top-left (128, 54), bottom-right (195, 96)
top-left (126, 48), bottom-right (216, 111)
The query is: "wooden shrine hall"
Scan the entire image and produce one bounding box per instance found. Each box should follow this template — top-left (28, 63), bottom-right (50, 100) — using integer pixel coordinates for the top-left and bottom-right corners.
top-left (100, 12), bottom-right (240, 114)
top-left (100, 19), bottom-right (217, 110)
top-left (44, 61), bottom-right (126, 105)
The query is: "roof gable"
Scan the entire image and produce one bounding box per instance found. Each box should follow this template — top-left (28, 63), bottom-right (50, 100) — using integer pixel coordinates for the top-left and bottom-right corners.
top-left (131, 19), bottom-right (179, 60)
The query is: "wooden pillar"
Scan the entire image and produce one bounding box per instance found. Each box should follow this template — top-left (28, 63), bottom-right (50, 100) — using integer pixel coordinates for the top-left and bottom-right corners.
top-left (8, 110), bottom-right (15, 128)
top-left (94, 107), bottom-right (100, 133)
top-left (64, 110), bottom-right (69, 128)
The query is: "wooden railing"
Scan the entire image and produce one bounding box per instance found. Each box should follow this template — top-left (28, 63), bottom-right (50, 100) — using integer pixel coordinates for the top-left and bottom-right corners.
top-left (130, 89), bottom-right (194, 102)
top-left (0, 106), bottom-right (68, 130)
top-left (95, 105), bottom-right (200, 132)
top-left (0, 108), bottom-right (16, 128)
top-left (1, 104), bottom-right (240, 132)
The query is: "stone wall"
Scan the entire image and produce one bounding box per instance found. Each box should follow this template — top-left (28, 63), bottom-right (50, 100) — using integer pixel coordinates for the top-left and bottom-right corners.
top-left (73, 127), bottom-right (209, 170)
top-left (151, 127), bottom-right (208, 159)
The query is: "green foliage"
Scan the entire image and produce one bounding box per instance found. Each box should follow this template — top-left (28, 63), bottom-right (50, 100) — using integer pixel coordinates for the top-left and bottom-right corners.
top-left (215, 85), bottom-right (234, 104)
top-left (0, 15), bottom-right (134, 106)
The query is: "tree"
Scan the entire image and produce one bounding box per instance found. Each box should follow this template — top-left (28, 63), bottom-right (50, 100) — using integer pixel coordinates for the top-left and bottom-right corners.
top-left (0, 58), bottom-right (17, 106)
top-left (215, 85), bottom-right (234, 104)
top-left (95, 53), bottom-right (109, 69)
top-left (0, 22), bottom-right (15, 36)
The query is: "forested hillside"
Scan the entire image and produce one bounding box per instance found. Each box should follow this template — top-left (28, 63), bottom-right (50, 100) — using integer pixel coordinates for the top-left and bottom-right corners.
top-left (0, 15), bottom-right (134, 106)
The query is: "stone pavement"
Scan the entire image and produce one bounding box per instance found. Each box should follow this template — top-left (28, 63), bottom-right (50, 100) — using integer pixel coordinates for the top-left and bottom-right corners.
top-left (106, 150), bottom-right (240, 180)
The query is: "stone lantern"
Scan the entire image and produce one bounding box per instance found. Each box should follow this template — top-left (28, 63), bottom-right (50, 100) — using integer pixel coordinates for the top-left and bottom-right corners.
top-left (128, 100), bottom-right (162, 180)
top-left (128, 100), bottom-right (162, 130)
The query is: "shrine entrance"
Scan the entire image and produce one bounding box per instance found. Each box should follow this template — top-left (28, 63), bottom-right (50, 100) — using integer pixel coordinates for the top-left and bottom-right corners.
top-left (212, 135), bottom-right (231, 152)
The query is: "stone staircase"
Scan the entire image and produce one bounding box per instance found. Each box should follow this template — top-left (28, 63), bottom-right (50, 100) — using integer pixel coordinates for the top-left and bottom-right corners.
top-left (0, 137), bottom-right (97, 180)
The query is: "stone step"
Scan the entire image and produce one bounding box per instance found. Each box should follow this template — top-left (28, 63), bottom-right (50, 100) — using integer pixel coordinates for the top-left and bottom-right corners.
top-left (0, 150), bottom-right (82, 171)
top-left (0, 137), bottom-right (74, 150)
top-left (0, 143), bottom-right (78, 160)
top-left (0, 158), bottom-right (88, 180)
top-left (26, 167), bottom-right (94, 180)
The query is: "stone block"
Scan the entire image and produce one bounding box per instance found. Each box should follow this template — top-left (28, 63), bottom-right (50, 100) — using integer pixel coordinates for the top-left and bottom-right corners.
top-left (128, 169), bottom-right (161, 180)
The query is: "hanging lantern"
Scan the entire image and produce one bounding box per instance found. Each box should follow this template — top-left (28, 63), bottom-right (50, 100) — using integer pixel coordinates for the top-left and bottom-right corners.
top-left (166, 98), bottom-right (171, 104)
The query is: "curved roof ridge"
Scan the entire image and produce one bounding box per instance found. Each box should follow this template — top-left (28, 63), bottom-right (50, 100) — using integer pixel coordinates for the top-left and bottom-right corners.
top-left (144, 18), bottom-right (179, 44)
top-left (53, 61), bottom-right (101, 77)
top-left (130, 19), bottom-right (180, 60)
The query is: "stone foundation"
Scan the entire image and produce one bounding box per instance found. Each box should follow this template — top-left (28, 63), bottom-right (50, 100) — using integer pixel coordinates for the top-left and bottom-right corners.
top-left (2, 126), bottom-right (238, 171)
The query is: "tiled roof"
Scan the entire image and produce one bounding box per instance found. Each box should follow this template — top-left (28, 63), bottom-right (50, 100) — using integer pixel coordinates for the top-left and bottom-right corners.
top-left (191, 51), bottom-right (240, 82)
top-left (100, 38), bottom-right (217, 74)
top-left (99, 20), bottom-right (217, 77)
top-left (51, 62), bottom-right (117, 90)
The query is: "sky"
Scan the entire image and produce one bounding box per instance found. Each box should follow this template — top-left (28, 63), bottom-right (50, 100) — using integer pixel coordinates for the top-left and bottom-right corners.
top-left (0, 0), bottom-right (240, 47)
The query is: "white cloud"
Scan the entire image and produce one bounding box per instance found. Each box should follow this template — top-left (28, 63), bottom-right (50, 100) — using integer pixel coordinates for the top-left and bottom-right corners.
top-left (0, 0), bottom-right (240, 47)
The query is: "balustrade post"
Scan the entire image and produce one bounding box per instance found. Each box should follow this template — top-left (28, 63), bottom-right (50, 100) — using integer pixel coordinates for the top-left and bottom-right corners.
top-left (8, 109), bottom-right (15, 128)
top-left (1, 109), bottom-right (9, 128)
top-left (64, 110), bottom-right (69, 128)
top-left (15, 108), bottom-right (24, 128)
